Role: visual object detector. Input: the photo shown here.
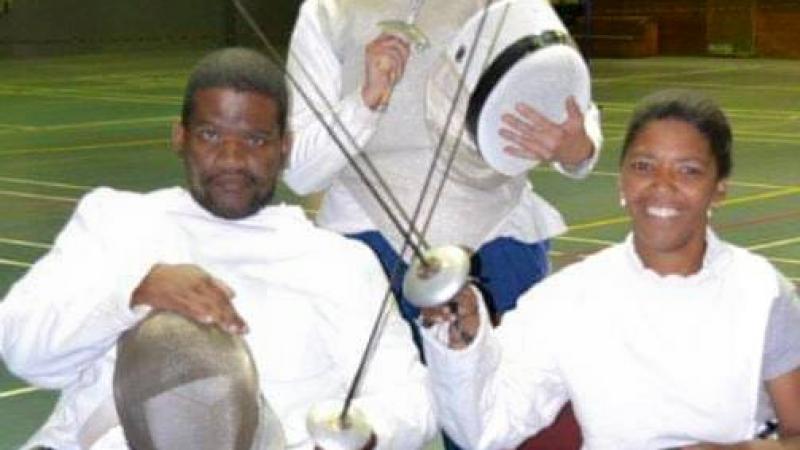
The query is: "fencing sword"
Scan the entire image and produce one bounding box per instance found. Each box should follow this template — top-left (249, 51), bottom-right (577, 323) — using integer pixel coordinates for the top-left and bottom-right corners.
top-left (334, 0), bottom-right (499, 435)
top-left (400, 1), bottom-right (505, 310)
top-left (232, 0), bottom-right (430, 265)
top-left (378, 0), bottom-right (431, 52)
top-left (232, 0), bottom-right (496, 445)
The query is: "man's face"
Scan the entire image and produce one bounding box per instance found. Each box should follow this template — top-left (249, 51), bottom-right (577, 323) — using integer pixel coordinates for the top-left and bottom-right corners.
top-left (173, 87), bottom-right (290, 219)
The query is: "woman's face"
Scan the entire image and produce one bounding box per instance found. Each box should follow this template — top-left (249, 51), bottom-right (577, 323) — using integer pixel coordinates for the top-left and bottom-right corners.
top-left (619, 118), bottom-right (727, 274)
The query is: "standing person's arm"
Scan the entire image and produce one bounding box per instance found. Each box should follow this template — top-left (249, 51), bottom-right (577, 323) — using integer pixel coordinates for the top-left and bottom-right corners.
top-left (284, 0), bottom-right (408, 195)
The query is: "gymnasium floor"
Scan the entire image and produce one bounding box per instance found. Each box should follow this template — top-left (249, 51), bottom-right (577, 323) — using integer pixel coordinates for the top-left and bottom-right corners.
top-left (0, 49), bottom-right (798, 447)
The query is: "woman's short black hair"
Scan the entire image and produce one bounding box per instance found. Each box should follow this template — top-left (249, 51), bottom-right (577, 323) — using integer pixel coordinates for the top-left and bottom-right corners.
top-left (620, 89), bottom-right (733, 180)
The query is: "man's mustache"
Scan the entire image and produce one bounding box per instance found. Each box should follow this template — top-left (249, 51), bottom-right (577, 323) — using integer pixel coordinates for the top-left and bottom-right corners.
top-left (203, 170), bottom-right (259, 187)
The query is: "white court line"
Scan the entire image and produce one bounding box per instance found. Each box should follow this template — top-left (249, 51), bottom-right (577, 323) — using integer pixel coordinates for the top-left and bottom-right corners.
top-left (0, 190), bottom-right (77, 203)
top-left (0, 86), bottom-right (179, 105)
top-left (0, 257), bottom-right (32, 269)
top-left (0, 116), bottom-right (176, 133)
top-left (771, 257), bottom-right (800, 266)
top-left (0, 238), bottom-right (51, 250)
top-left (0, 138), bottom-right (168, 157)
top-left (748, 237), bottom-right (800, 252)
top-left (0, 123), bottom-right (37, 132)
top-left (0, 176), bottom-right (91, 191)
top-left (0, 386), bottom-right (40, 399)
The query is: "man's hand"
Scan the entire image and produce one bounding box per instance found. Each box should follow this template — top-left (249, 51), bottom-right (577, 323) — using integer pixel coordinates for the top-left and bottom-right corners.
top-left (420, 284), bottom-right (480, 350)
top-left (362, 33), bottom-right (411, 111)
top-left (499, 96), bottom-right (594, 167)
top-left (131, 263), bottom-right (247, 334)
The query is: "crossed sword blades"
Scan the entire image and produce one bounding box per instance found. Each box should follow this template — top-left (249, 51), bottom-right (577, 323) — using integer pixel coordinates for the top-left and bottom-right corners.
top-left (232, 0), bottom-right (498, 442)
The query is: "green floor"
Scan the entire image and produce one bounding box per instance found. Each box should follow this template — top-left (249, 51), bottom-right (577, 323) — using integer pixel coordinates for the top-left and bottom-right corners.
top-left (0, 50), bottom-right (798, 448)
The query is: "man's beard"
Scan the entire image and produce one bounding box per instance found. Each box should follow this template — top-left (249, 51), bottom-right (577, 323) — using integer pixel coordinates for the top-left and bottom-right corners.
top-left (190, 171), bottom-right (275, 219)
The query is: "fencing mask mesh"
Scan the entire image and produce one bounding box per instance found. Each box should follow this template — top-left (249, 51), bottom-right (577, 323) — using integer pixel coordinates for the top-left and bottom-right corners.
top-left (114, 311), bottom-right (284, 450)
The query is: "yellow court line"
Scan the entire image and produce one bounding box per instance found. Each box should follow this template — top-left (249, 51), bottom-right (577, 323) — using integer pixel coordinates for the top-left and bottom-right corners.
top-left (736, 136), bottom-right (800, 145)
top-left (732, 130), bottom-right (800, 140)
top-left (556, 235), bottom-right (616, 246)
top-left (583, 169), bottom-right (793, 191)
top-left (569, 216), bottom-right (629, 231)
top-left (0, 190), bottom-right (78, 203)
top-left (601, 131), bottom-right (800, 145)
top-left (600, 102), bottom-right (800, 119)
top-left (0, 176), bottom-right (92, 191)
top-left (727, 180), bottom-right (798, 190)
top-left (602, 122), bottom-right (800, 140)
top-left (0, 238), bottom-right (52, 250)
top-left (599, 79), bottom-right (800, 95)
top-left (567, 187), bottom-right (799, 232)
top-left (557, 236), bottom-right (800, 268)
top-left (720, 186), bottom-right (800, 207)
top-left (0, 138), bottom-right (169, 157)
top-left (748, 237), bottom-right (800, 252)
top-left (0, 257), bottom-right (32, 269)
top-left (0, 386), bottom-right (40, 399)
top-left (594, 64), bottom-right (764, 84)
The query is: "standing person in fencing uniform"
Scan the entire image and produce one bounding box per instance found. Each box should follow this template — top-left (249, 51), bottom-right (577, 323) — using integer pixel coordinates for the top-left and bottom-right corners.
top-left (285, 0), bottom-right (602, 337)
top-left (286, 4), bottom-right (601, 446)
top-left (419, 89), bottom-right (800, 449)
top-left (0, 47), bottom-right (436, 450)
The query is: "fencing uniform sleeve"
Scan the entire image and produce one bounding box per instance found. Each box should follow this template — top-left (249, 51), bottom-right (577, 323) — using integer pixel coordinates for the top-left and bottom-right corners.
top-left (0, 188), bottom-right (159, 388)
top-left (421, 281), bottom-right (570, 449)
top-left (284, 0), bottom-right (384, 195)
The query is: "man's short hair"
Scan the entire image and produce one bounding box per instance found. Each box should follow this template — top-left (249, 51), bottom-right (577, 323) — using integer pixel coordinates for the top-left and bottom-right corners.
top-left (181, 47), bottom-right (288, 134)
